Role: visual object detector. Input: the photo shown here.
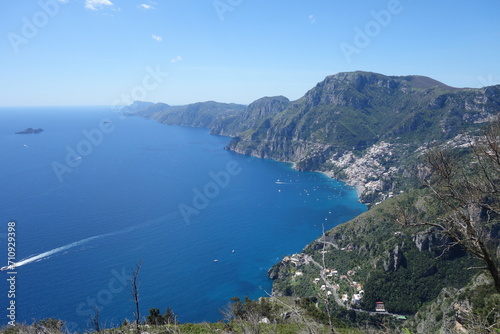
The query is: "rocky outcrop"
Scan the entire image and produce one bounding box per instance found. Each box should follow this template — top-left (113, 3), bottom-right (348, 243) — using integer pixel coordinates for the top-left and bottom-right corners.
top-left (407, 273), bottom-right (498, 334)
top-left (212, 96), bottom-right (290, 136)
top-left (130, 72), bottom-right (500, 206)
top-left (383, 243), bottom-right (405, 272)
top-left (267, 261), bottom-right (290, 280)
top-left (412, 230), bottom-right (452, 252)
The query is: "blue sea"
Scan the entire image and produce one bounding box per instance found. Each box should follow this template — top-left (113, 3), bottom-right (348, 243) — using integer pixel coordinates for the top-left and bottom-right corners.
top-left (0, 106), bottom-right (366, 331)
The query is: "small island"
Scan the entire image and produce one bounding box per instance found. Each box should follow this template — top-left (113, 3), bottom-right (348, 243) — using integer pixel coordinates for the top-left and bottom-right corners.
top-left (15, 128), bottom-right (44, 134)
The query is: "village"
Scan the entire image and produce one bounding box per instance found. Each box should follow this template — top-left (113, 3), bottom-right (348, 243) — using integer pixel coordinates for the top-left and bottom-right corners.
top-left (327, 141), bottom-right (402, 204)
top-left (281, 252), bottom-right (390, 315)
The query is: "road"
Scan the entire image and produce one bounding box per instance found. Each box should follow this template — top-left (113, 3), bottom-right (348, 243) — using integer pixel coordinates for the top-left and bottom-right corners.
top-left (303, 254), bottom-right (405, 318)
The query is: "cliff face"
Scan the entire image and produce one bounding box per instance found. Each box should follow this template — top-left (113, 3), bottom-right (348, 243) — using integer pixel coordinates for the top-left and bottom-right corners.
top-left (223, 72), bottom-right (500, 203)
top-left (124, 71), bottom-right (500, 332)
top-left (128, 72), bottom-right (500, 204)
top-left (269, 189), bottom-right (480, 316)
top-left (229, 74), bottom-right (498, 146)
top-left (405, 273), bottom-right (500, 333)
top-left (211, 96), bottom-right (290, 136)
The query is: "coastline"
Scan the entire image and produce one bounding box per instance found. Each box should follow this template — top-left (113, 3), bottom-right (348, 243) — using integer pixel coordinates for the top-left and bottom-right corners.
top-left (2, 110), bottom-right (367, 327)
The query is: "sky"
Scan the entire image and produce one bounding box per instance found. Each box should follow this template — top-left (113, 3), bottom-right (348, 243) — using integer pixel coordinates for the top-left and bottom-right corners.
top-left (1, 0), bottom-right (500, 106)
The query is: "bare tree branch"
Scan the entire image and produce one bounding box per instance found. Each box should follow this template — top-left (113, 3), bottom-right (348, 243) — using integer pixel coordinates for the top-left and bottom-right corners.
top-left (400, 121), bottom-right (500, 293)
top-left (129, 259), bottom-right (143, 334)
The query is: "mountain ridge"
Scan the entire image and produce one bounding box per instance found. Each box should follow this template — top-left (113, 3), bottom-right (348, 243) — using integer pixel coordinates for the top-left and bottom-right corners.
top-left (128, 71), bottom-right (500, 204)
top-left (7, 71), bottom-right (497, 333)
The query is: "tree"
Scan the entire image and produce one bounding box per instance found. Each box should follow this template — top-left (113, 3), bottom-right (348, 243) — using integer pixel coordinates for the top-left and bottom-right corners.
top-left (147, 308), bottom-right (164, 326)
top-left (228, 296), bottom-right (244, 319)
top-left (164, 307), bottom-right (179, 325)
top-left (129, 259), bottom-right (143, 334)
top-left (145, 307), bottom-right (178, 326)
top-left (35, 318), bottom-right (65, 332)
top-left (398, 121), bottom-right (500, 293)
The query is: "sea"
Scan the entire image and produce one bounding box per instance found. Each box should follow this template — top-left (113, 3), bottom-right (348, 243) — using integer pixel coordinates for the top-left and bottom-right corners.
top-left (0, 106), bottom-right (366, 331)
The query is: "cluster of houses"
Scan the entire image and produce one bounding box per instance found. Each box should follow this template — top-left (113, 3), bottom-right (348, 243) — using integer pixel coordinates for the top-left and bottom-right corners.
top-left (284, 253), bottom-right (387, 313)
top-left (312, 278), bottom-right (333, 296)
top-left (329, 141), bottom-right (400, 202)
top-left (311, 270), bottom-right (388, 313)
top-left (311, 268), bottom-right (366, 305)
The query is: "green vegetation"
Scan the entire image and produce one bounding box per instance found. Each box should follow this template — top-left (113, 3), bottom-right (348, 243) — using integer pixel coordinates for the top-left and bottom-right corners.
top-left (224, 72), bottom-right (499, 160)
top-left (7, 72), bottom-right (499, 333)
top-left (146, 307), bottom-right (179, 326)
top-left (359, 244), bottom-right (477, 314)
top-left (131, 72), bottom-right (500, 205)
top-left (271, 188), bottom-right (479, 315)
top-left (268, 119), bottom-right (499, 332)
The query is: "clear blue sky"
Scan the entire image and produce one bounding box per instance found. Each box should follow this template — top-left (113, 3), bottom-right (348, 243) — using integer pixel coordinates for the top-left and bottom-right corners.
top-left (1, 0), bottom-right (499, 106)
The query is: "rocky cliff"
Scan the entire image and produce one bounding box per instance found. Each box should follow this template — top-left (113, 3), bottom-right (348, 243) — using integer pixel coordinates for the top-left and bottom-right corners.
top-left (123, 71), bottom-right (500, 332)
top-left (129, 71), bottom-right (500, 205)
top-left (269, 189), bottom-right (480, 318)
top-left (224, 72), bottom-right (500, 203)
top-left (211, 96), bottom-right (290, 136)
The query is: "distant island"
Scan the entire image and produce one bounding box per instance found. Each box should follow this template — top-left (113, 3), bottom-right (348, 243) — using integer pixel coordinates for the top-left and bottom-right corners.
top-left (15, 128), bottom-right (44, 134)
top-left (6, 71), bottom-right (497, 334)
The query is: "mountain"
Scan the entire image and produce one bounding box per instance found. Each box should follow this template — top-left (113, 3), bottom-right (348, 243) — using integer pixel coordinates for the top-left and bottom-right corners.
top-left (7, 72), bottom-right (498, 333)
top-left (128, 71), bottom-right (500, 204)
top-left (124, 72), bottom-right (500, 332)
top-left (267, 186), bottom-right (499, 333)
top-left (225, 71), bottom-right (497, 169)
top-left (125, 100), bottom-right (247, 129)
top-left (210, 95), bottom-right (291, 136)
top-left (121, 100), bottom-right (156, 113)
top-left (268, 187), bottom-right (479, 312)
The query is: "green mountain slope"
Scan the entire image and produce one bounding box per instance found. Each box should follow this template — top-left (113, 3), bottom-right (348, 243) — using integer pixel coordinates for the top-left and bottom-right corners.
top-left (125, 100), bottom-right (247, 129)
top-left (269, 189), bottom-right (479, 314)
top-left (4, 72), bottom-right (499, 333)
top-left (129, 71), bottom-right (500, 204)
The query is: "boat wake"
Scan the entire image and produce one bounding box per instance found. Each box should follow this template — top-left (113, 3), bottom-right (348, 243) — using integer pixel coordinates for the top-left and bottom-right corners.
top-left (11, 212), bottom-right (181, 269)
top-left (14, 229), bottom-right (128, 268)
